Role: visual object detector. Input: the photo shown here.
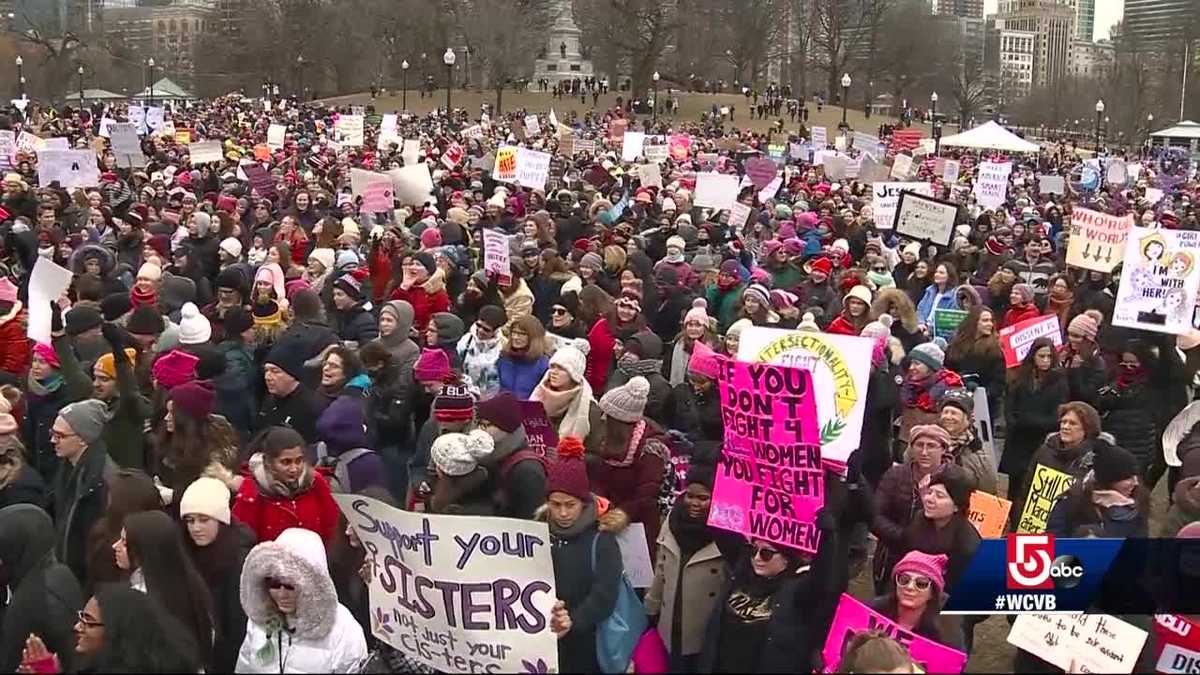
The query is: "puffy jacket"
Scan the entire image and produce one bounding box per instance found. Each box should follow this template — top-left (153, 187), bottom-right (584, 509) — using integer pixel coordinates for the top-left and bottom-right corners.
top-left (388, 281), bottom-right (450, 333)
top-left (457, 330), bottom-right (502, 400)
top-left (0, 304), bottom-right (29, 377)
top-left (331, 303), bottom-right (378, 345)
top-left (666, 383), bottom-right (724, 462)
top-left (1097, 381), bottom-right (1159, 470)
top-left (232, 455), bottom-right (339, 544)
top-left (497, 353), bottom-right (549, 400)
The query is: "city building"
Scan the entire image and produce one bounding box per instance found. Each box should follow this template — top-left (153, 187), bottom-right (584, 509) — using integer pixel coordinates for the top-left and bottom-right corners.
top-left (984, 18), bottom-right (1036, 105)
top-left (1067, 38), bottom-right (1114, 79)
top-left (931, 0), bottom-right (983, 20)
top-left (994, 0), bottom-right (1075, 88)
top-left (102, 0), bottom-right (217, 76)
top-left (1123, 0), bottom-right (1193, 45)
top-left (1072, 0), bottom-right (1094, 41)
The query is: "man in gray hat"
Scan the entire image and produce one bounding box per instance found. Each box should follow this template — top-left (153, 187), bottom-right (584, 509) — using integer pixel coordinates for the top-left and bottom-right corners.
top-left (47, 399), bottom-right (118, 582)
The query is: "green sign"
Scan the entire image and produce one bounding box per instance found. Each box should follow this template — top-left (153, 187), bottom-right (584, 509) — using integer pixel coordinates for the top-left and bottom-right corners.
top-left (933, 308), bottom-right (969, 340)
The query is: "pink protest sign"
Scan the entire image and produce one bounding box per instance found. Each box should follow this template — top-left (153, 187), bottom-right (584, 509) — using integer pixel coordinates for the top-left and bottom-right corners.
top-left (706, 357), bottom-right (824, 553)
top-left (668, 134), bottom-right (691, 161)
top-left (361, 180), bottom-right (394, 213)
top-left (519, 400), bottom-right (558, 459)
top-left (822, 594), bottom-right (968, 673)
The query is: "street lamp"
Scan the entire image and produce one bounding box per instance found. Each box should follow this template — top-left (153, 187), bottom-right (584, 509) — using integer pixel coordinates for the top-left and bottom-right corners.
top-left (77, 65), bottom-right (84, 108)
top-left (443, 48), bottom-right (455, 113)
top-left (840, 73), bottom-right (851, 129)
top-left (652, 71), bottom-right (660, 123)
top-left (1147, 112), bottom-right (1155, 150)
top-left (1094, 99), bottom-right (1104, 152)
top-left (14, 55), bottom-right (22, 98)
top-left (147, 58), bottom-right (155, 107)
top-left (296, 54), bottom-right (305, 100)
top-left (401, 59), bottom-right (409, 111)
top-left (931, 91), bottom-right (940, 155)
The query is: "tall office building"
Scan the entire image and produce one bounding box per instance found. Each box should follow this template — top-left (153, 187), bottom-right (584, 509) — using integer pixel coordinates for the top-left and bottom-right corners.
top-left (994, 0), bottom-right (1075, 88)
top-left (1123, 0), bottom-right (1194, 45)
top-left (931, 0), bottom-right (983, 20)
top-left (1073, 0), bottom-right (1093, 41)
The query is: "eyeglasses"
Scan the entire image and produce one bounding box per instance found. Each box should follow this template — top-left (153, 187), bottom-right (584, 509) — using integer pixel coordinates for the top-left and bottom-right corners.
top-left (50, 429), bottom-right (78, 441)
top-left (551, 307), bottom-right (569, 316)
top-left (752, 545), bottom-right (781, 561)
top-left (76, 610), bottom-right (103, 628)
top-left (895, 573), bottom-right (933, 591)
top-left (267, 578), bottom-right (295, 591)
top-left (476, 322), bottom-right (497, 335)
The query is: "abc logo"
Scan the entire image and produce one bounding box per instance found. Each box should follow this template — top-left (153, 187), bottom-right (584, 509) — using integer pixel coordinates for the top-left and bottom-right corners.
top-left (1007, 534), bottom-right (1085, 590)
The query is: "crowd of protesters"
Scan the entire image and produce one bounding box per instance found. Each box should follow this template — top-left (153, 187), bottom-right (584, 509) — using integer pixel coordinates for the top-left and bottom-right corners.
top-left (0, 86), bottom-right (1194, 674)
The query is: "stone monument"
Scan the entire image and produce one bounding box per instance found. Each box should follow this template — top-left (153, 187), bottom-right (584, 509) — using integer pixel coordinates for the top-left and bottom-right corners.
top-left (532, 0), bottom-right (595, 84)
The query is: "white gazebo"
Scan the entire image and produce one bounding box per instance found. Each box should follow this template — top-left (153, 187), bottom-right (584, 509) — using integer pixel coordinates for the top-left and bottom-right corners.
top-left (130, 77), bottom-right (196, 102)
top-left (1150, 121), bottom-right (1200, 154)
top-left (936, 120), bottom-right (1041, 153)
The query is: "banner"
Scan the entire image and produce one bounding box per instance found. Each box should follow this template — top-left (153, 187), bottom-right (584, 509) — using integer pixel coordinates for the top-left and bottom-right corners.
top-left (738, 328), bottom-right (873, 471)
top-left (1016, 463), bottom-right (1076, 533)
top-left (515, 148), bottom-right (551, 192)
top-left (621, 131), bottom-right (646, 162)
top-left (336, 495), bottom-right (558, 673)
top-left (668, 134), bottom-right (691, 161)
top-left (188, 141), bottom-right (223, 165)
top-left (1008, 613), bottom-right (1147, 674)
top-left (894, 191), bottom-right (959, 245)
top-left (967, 491), bottom-right (1011, 538)
top-left (1113, 227), bottom-right (1200, 336)
top-left (707, 357), bottom-right (823, 554)
top-left (36, 150), bottom-right (100, 190)
top-left (1066, 207), bottom-right (1135, 273)
top-left (973, 161), bottom-right (1012, 209)
top-left (483, 229), bottom-right (511, 284)
top-left (998, 314), bottom-right (1061, 368)
top-left (694, 172), bottom-right (739, 211)
top-left (932, 308), bottom-right (969, 340)
top-left (493, 146), bottom-right (518, 183)
top-left (823, 594), bottom-right (968, 673)
top-left (871, 182), bottom-right (933, 230)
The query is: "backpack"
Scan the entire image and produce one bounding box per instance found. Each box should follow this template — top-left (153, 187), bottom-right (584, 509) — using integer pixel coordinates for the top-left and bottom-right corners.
top-left (315, 442), bottom-right (377, 494)
top-left (492, 449), bottom-right (548, 513)
top-left (590, 532), bottom-right (647, 674)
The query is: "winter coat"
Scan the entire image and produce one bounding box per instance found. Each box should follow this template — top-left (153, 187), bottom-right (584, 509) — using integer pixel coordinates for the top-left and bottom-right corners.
top-left (255, 384), bottom-right (328, 444)
top-left (1001, 302), bottom-right (1041, 329)
top-left (871, 462), bottom-right (923, 584)
top-left (1063, 350), bottom-right (1107, 408)
top-left (861, 363), bottom-right (900, 487)
top-left (497, 353), bottom-right (550, 400)
top-left (331, 303), bottom-right (378, 345)
top-left (943, 346), bottom-right (1006, 410)
top-left (916, 284), bottom-right (957, 327)
top-left (0, 465), bottom-right (46, 511)
top-left (644, 525), bottom-right (727, 658)
top-left (215, 341), bottom-right (258, 438)
top-left (388, 280), bottom-right (450, 333)
top-left (26, 337), bottom-right (93, 480)
top-left (588, 423), bottom-right (670, 556)
top-left (705, 283), bottom-right (745, 333)
top-left (666, 383), bottom-right (724, 462)
top-left (609, 367), bottom-right (672, 428)
top-left (236, 528), bottom-right (368, 673)
top-left (55, 336), bottom-right (152, 470)
top-left (1015, 432), bottom-right (1115, 516)
top-left (47, 443), bottom-right (118, 583)
top-left (1166, 476), bottom-right (1200, 537)
top-left (192, 522), bottom-right (256, 673)
top-left (951, 433), bottom-right (999, 496)
top-left (585, 317), bottom-right (617, 393)
top-left (315, 379), bottom-right (387, 495)
top-left (480, 427), bottom-right (547, 520)
top-left (1008, 257), bottom-right (1057, 295)
top-left (364, 362), bottom-right (415, 451)
top-left (0, 303), bottom-right (29, 377)
top-left (0, 505), bottom-right (84, 674)
top-left (797, 279), bottom-right (839, 321)
top-left (1046, 485), bottom-right (1149, 539)
top-left (1001, 373), bottom-right (1069, 477)
top-left (901, 512), bottom-right (981, 589)
top-left (457, 330), bottom-right (503, 400)
top-left (501, 278), bottom-right (535, 325)
top-left (232, 455), bottom-right (340, 544)
top-left (1097, 380), bottom-right (1160, 470)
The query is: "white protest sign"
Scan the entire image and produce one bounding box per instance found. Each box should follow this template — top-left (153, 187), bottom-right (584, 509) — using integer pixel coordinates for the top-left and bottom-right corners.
top-left (1113, 227), bottom-right (1200, 335)
top-left (16, 131), bottom-right (43, 154)
top-left (894, 191), bottom-right (959, 245)
top-left (336, 494), bottom-right (558, 674)
top-left (621, 131), bottom-right (646, 162)
top-left (43, 138), bottom-right (69, 151)
top-left (1066, 207), bottom-right (1134, 273)
top-left (871, 182), bottom-right (933, 229)
top-left (1007, 613), bottom-right (1147, 674)
top-left (823, 155), bottom-right (851, 181)
top-left (127, 106), bottom-right (146, 135)
top-left (811, 126), bottom-right (827, 148)
top-left (515, 148), bottom-right (551, 192)
top-left (26, 258), bottom-right (73, 345)
top-left (643, 143), bottom-right (668, 163)
top-left (973, 161), bottom-right (1012, 209)
top-left (729, 201), bottom-right (752, 229)
top-left (549, 109), bottom-right (559, 128)
top-left (638, 163), bottom-right (662, 189)
top-left (336, 114), bottom-right (365, 146)
top-left (386, 165), bottom-right (435, 207)
top-left (144, 106), bottom-right (164, 131)
top-left (0, 130), bottom-right (13, 161)
top-left (1038, 174), bottom-right (1065, 195)
top-left (98, 117), bottom-right (117, 138)
top-left (853, 131), bottom-right (877, 151)
top-left (834, 135), bottom-right (847, 152)
top-left (890, 154), bottom-right (914, 180)
top-left (1107, 159), bottom-right (1128, 186)
top-left (483, 228), bottom-right (511, 283)
top-left (524, 114), bottom-right (541, 137)
top-left (188, 141), bottom-right (224, 165)
top-left (36, 150), bottom-right (100, 190)
top-left (943, 159), bottom-right (960, 183)
top-left (461, 124), bottom-right (484, 140)
top-left (694, 172), bottom-right (740, 211)
top-left (758, 176), bottom-right (782, 203)
top-left (1146, 187), bottom-right (1165, 205)
top-left (615, 523), bottom-right (654, 589)
top-left (267, 124), bottom-right (286, 150)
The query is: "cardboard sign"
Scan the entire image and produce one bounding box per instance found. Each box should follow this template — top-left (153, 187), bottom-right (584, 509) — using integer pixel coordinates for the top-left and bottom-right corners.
top-left (1038, 174), bottom-right (1066, 195)
top-left (614, 523), bottom-right (654, 589)
top-left (872, 182), bottom-right (933, 230)
top-left (694, 172), bottom-right (740, 211)
top-left (967, 491), bottom-right (1011, 538)
top-left (932, 308), bottom-right (969, 340)
top-left (483, 228), bottom-right (511, 284)
top-left (998, 314), bottom-right (1062, 368)
top-left (1067, 207), bottom-right (1134, 273)
top-left (745, 157), bottom-right (779, 190)
top-left (890, 154), bottom-right (914, 180)
top-left (493, 146), bottom-right (518, 183)
top-left (336, 494), bottom-right (558, 673)
top-left (823, 594), bottom-right (968, 674)
top-left (188, 140), bottom-right (223, 165)
top-left (1113, 227), bottom-right (1200, 336)
top-left (811, 126), bottom-right (827, 148)
top-left (738, 328), bottom-right (873, 472)
top-left (524, 114), bottom-right (541, 137)
top-left (1008, 613), bottom-right (1147, 674)
top-left (557, 135), bottom-right (575, 158)
top-left (974, 161), bottom-right (1013, 209)
top-left (668, 134), bottom-right (691, 161)
top-left (1016, 463), bottom-right (1076, 533)
top-left (515, 148), bottom-right (551, 192)
top-left (894, 191), bottom-right (959, 245)
top-left (708, 357), bottom-right (824, 553)
top-left (621, 131), bottom-right (646, 162)
top-left (36, 150), bottom-right (100, 189)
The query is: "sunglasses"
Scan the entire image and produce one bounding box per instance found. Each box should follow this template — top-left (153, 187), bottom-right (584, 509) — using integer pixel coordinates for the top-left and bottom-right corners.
top-left (895, 573), bottom-right (932, 591)
top-left (752, 545), bottom-right (781, 561)
top-left (476, 322), bottom-right (497, 334)
top-left (872, 266), bottom-right (887, 273)
top-left (552, 307), bottom-right (569, 316)
top-left (267, 578), bottom-right (295, 591)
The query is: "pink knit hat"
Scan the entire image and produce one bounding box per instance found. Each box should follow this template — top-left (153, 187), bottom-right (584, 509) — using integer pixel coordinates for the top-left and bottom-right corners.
top-left (684, 298), bottom-right (709, 327)
top-left (414, 348), bottom-right (452, 384)
top-left (254, 263), bottom-right (286, 301)
top-left (893, 550), bottom-right (949, 594)
top-left (33, 343), bottom-right (60, 370)
top-left (1067, 312), bottom-right (1099, 341)
top-left (688, 341), bottom-right (721, 380)
top-left (151, 349), bottom-right (199, 391)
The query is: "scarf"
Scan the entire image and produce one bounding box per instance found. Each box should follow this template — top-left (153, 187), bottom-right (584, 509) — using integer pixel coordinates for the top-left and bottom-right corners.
top-left (868, 270), bottom-right (895, 289)
top-left (27, 371), bottom-right (64, 397)
top-left (669, 500), bottom-right (714, 560)
top-left (1117, 365), bottom-right (1147, 389)
top-left (668, 339), bottom-right (693, 387)
top-left (249, 452), bottom-right (315, 498)
top-left (616, 353), bottom-right (663, 378)
top-left (947, 425), bottom-right (976, 462)
top-left (130, 284), bottom-right (158, 308)
top-left (531, 380), bottom-right (593, 439)
top-left (1092, 489), bottom-right (1136, 509)
top-left (604, 420), bottom-right (647, 468)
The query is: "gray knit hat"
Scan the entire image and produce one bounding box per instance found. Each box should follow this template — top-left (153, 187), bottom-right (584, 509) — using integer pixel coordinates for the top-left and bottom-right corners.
top-left (58, 399), bottom-right (110, 445)
top-left (579, 252), bottom-right (603, 272)
top-left (909, 338), bottom-right (946, 372)
top-left (1012, 283), bottom-right (1035, 304)
top-left (430, 429), bottom-right (494, 477)
top-left (599, 376), bottom-right (650, 423)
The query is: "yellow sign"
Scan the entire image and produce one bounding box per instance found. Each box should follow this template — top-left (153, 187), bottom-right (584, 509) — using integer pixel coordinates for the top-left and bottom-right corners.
top-left (1016, 464), bottom-right (1075, 534)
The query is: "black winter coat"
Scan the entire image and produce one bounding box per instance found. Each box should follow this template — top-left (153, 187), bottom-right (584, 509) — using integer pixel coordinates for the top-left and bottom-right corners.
top-left (944, 348), bottom-right (1006, 409)
top-left (189, 522), bottom-right (256, 673)
top-left (0, 465), bottom-right (46, 510)
top-left (1097, 381), bottom-right (1159, 469)
top-left (255, 385), bottom-right (328, 444)
top-left (666, 383), bottom-right (724, 463)
top-left (860, 363), bottom-right (900, 488)
top-left (47, 445), bottom-right (118, 583)
top-left (332, 304), bottom-right (379, 345)
top-left (1064, 352), bottom-right (1107, 407)
top-left (1001, 373), bottom-right (1069, 476)
top-left (550, 506), bottom-right (623, 674)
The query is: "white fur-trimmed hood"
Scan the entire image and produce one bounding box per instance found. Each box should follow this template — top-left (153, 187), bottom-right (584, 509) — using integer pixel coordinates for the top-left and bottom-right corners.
top-left (239, 528), bottom-right (337, 641)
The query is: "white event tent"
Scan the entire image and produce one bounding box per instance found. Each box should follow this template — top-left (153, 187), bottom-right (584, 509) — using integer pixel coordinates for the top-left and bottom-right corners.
top-left (937, 121), bottom-right (1041, 153)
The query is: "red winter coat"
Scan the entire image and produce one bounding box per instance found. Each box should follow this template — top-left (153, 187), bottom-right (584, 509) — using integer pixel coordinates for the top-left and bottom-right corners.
top-left (588, 424), bottom-right (670, 558)
top-left (585, 317), bottom-right (616, 393)
top-left (826, 313), bottom-right (862, 336)
top-left (368, 246), bottom-right (395, 303)
top-left (1002, 302), bottom-right (1041, 329)
top-left (232, 465), bottom-right (339, 545)
top-left (388, 283), bottom-right (450, 333)
top-left (0, 305), bottom-right (30, 377)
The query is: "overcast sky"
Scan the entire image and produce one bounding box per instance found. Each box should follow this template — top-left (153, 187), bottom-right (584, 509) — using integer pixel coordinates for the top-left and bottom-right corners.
top-left (983, 0), bottom-right (1124, 41)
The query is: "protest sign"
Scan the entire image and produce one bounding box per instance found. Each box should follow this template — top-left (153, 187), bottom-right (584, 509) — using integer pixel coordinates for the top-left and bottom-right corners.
top-left (98, 118), bottom-right (116, 138)
top-left (998, 314), bottom-right (1061, 368)
top-left (145, 106), bottom-right (164, 131)
top-left (1154, 614), bottom-right (1200, 674)
top-left (574, 138), bottom-right (595, 157)
top-left (518, 401), bottom-right (557, 458)
top-left (267, 124), bottom-right (286, 149)
top-left (335, 494), bottom-right (558, 673)
top-left (621, 131), bottom-right (646, 162)
top-left (1146, 187), bottom-right (1165, 205)
top-left (36, 150), bottom-right (100, 190)
top-left (974, 161), bottom-right (1013, 209)
top-left (483, 229), bottom-right (511, 284)
top-left (615, 523), bottom-right (654, 589)
top-left (694, 172), bottom-right (739, 211)
top-left (379, 113), bottom-right (397, 136)
top-left (441, 142), bottom-right (464, 170)
top-left (361, 179), bottom-right (394, 213)
top-left (557, 135), bottom-right (575, 157)
top-left (401, 139), bottom-right (421, 167)
top-left (790, 142), bottom-right (807, 160)
top-left (493, 146), bottom-right (518, 183)
top-left (932, 308), bottom-right (969, 340)
top-left (109, 122), bottom-right (140, 152)
top-left (643, 143), bottom-right (668, 163)
top-left (26, 258), bottom-right (73, 345)
top-left (744, 157), bottom-right (778, 190)
top-left (859, 154), bottom-right (889, 184)
top-left (890, 154), bottom-right (914, 180)
top-left (768, 143), bottom-right (786, 163)
top-left (243, 164), bottom-right (277, 198)
top-left (853, 131), bottom-right (877, 152)
top-left (515, 148), bottom-right (551, 192)
top-left (524, 114), bottom-right (540, 137)
top-left (728, 201), bottom-right (752, 229)
top-left (834, 135), bottom-right (847, 152)
top-left (188, 141), bottom-right (223, 164)
top-left (1038, 174), bottom-right (1066, 195)
top-left (127, 106), bottom-right (146, 135)
top-left (871, 182), bottom-right (933, 230)
top-left (16, 131), bottom-right (43, 154)
top-left (943, 159), bottom-right (961, 183)
top-left (1113, 227), bottom-right (1200, 336)
top-left (43, 138), bottom-right (69, 151)
top-left (336, 115), bottom-right (364, 146)
top-left (974, 388), bottom-right (996, 467)
top-left (894, 191), bottom-right (959, 245)
top-left (1066, 207), bottom-right (1134, 273)
top-left (638, 163), bottom-right (662, 189)
top-left (668, 134), bottom-right (691, 161)
top-left (823, 594), bottom-right (968, 674)
top-left (1016, 463), bottom-right (1076, 533)
top-left (461, 124), bottom-right (484, 140)
top-left (608, 118), bottom-right (628, 142)
top-left (173, 129), bottom-right (192, 145)
top-left (967, 491), bottom-right (1011, 538)
top-left (758, 176), bottom-right (783, 203)
top-left (697, 152), bottom-right (718, 168)
top-left (823, 156), bottom-right (851, 181)
top-left (707, 357), bottom-right (824, 553)
top-left (738, 327), bottom-right (873, 471)
top-left (1107, 159), bottom-right (1129, 186)
top-left (811, 126), bottom-right (827, 148)
top-left (387, 164), bottom-right (435, 207)
top-left (1008, 613), bottom-right (1147, 674)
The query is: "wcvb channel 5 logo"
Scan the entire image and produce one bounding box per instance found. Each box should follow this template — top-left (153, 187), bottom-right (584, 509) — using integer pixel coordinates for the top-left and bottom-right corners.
top-left (1007, 534), bottom-right (1084, 590)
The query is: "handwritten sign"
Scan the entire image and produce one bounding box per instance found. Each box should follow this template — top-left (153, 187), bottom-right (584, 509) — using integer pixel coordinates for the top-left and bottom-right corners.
top-left (974, 161), bottom-right (1013, 210)
top-left (621, 131), bottom-right (646, 162)
top-left (361, 179), bottom-right (394, 213)
top-left (1039, 174), bottom-right (1066, 195)
top-left (890, 154), bottom-right (914, 180)
top-left (441, 142), bottom-right (464, 170)
top-left (1017, 463), bottom-right (1076, 533)
top-left (515, 148), bottom-right (551, 192)
top-left (811, 126), bottom-right (828, 148)
top-left (643, 143), bottom-right (668, 163)
top-left (36, 150), bottom-right (100, 189)
top-left (483, 229), bottom-right (511, 284)
top-left (267, 124), bottom-right (286, 149)
top-left (1008, 613), bottom-right (1147, 674)
top-left (608, 118), bottom-right (628, 143)
top-left (895, 191), bottom-right (959, 245)
top-left (998, 314), bottom-right (1062, 368)
top-left (967, 491), bottom-right (1011, 538)
top-left (1067, 208), bottom-right (1135, 273)
top-left (336, 494), bottom-right (558, 674)
top-left (823, 594), bottom-right (968, 673)
top-left (707, 357), bottom-right (823, 553)
top-left (188, 140), bottom-right (223, 164)
top-left (872, 182), bottom-right (933, 230)
top-left (336, 114), bottom-right (365, 147)
top-left (493, 146), bottom-right (518, 183)
top-left (1113, 227), bottom-right (1200, 336)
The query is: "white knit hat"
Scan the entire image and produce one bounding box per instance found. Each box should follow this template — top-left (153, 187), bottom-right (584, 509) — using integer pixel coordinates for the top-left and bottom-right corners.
top-left (177, 302), bottom-right (211, 345)
top-left (843, 285), bottom-right (873, 307)
top-left (179, 476), bottom-right (231, 524)
top-left (599, 376), bottom-right (650, 423)
top-left (431, 429), bottom-right (495, 477)
top-left (219, 237), bottom-right (243, 260)
top-left (308, 247), bottom-right (335, 273)
top-left (549, 338), bottom-right (590, 384)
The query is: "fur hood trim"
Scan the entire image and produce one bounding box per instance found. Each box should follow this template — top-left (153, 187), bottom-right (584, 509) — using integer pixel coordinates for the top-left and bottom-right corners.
top-left (240, 528), bottom-right (338, 641)
top-left (534, 499), bottom-right (630, 534)
top-left (872, 288), bottom-right (919, 332)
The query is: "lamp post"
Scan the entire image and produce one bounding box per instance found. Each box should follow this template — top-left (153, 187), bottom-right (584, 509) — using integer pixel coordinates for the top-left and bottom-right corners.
top-left (443, 48), bottom-right (455, 113)
top-left (1094, 99), bottom-right (1104, 152)
top-left (652, 70), bottom-right (660, 123)
top-left (296, 54), bottom-right (306, 100)
top-left (401, 59), bottom-right (409, 110)
top-left (14, 56), bottom-right (22, 98)
top-left (77, 65), bottom-right (84, 108)
top-left (840, 72), bottom-right (851, 129)
top-left (930, 91), bottom-right (940, 155)
top-left (1147, 112), bottom-right (1155, 151)
top-left (147, 58), bottom-right (155, 107)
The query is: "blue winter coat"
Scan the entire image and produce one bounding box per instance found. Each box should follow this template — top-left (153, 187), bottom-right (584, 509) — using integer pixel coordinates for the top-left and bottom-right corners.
top-left (497, 354), bottom-right (550, 400)
top-left (916, 284), bottom-right (958, 327)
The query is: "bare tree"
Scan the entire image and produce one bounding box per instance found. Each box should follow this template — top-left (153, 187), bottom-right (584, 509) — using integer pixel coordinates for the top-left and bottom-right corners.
top-left (575, 0), bottom-right (679, 100)
top-left (449, 0), bottom-right (545, 113)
